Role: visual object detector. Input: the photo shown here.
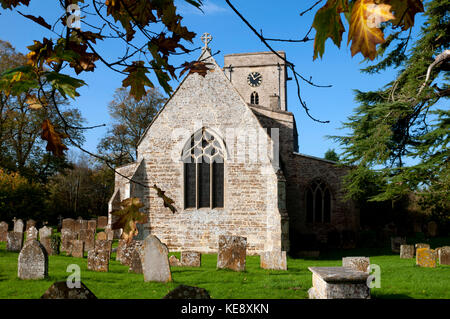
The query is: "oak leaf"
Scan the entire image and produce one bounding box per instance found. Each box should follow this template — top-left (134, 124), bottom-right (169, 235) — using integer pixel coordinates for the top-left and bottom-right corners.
top-left (348, 0), bottom-right (395, 60)
top-left (110, 197), bottom-right (148, 243)
top-left (122, 61), bottom-right (154, 100)
top-left (41, 119), bottom-right (68, 157)
top-left (152, 184), bottom-right (177, 213)
top-left (387, 0), bottom-right (424, 30)
top-left (25, 94), bottom-right (45, 109)
top-left (180, 61), bottom-right (213, 78)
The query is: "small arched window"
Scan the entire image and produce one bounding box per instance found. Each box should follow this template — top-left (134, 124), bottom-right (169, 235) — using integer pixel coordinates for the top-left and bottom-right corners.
top-left (250, 91), bottom-right (259, 105)
top-left (181, 128), bottom-right (224, 209)
top-left (306, 179), bottom-right (331, 223)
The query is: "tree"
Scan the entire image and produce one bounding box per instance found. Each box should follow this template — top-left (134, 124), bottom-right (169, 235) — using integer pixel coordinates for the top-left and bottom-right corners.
top-left (97, 87), bottom-right (165, 166)
top-left (333, 0), bottom-right (449, 219)
top-left (0, 40), bottom-right (85, 182)
top-left (324, 149), bottom-right (340, 162)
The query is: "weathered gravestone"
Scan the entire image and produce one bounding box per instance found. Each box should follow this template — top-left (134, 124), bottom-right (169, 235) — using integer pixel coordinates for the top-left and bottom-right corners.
top-left (70, 240), bottom-right (84, 258)
top-left (217, 235), bottom-right (247, 272)
top-left (169, 255), bottom-right (182, 267)
top-left (427, 221), bottom-right (438, 237)
top-left (438, 246), bottom-right (450, 265)
top-left (162, 285), bottom-right (211, 299)
top-left (391, 236), bottom-right (406, 253)
top-left (260, 251), bottom-right (287, 270)
top-left (18, 240), bottom-right (48, 279)
top-left (95, 239), bottom-right (112, 257)
top-left (400, 245), bottom-right (415, 259)
top-left (97, 232), bottom-right (107, 241)
top-left (0, 221), bottom-right (8, 241)
top-left (13, 219), bottom-right (24, 233)
top-left (87, 219), bottom-right (97, 232)
top-left (129, 248), bottom-right (143, 274)
top-left (117, 239), bottom-right (142, 266)
top-left (40, 235), bottom-right (60, 256)
top-left (105, 228), bottom-right (114, 241)
top-left (415, 243), bottom-right (430, 250)
top-left (62, 218), bottom-right (76, 232)
top-left (87, 248), bottom-right (110, 272)
top-left (26, 226), bottom-right (38, 242)
top-left (6, 231), bottom-right (23, 251)
top-left (97, 216), bottom-right (108, 229)
top-left (308, 267), bottom-right (371, 299)
top-left (41, 281), bottom-right (97, 299)
top-left (61, 228), bottom-right (77, 253)
top-left (181, 251), bottom-right (201, 267)
top-left (25, 219), bottom-right (36, 231)
top-left (141, 235), bottom-right (172, 282)
top-left (79, 229), bottom-right (95, 252)
top-left (416, 248), bottom-right (437, 268)
top-left (342, 257), bottom-right (370, 273)
top-left (75, 219), bottom-right (88, 234)
top-left (38, 226), bottom-right (52, 240)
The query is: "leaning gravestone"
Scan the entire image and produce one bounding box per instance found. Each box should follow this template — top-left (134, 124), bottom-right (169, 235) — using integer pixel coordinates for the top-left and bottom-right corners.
top-left (342, 257), bottom-right (370, 273)
top-left (26, 226), bottom-right (38, 242)
top-left (70, 240), bottom-right (84, 258)
top-left (416, 248), bottom-right (437, 268)
top-left (260, 251), bottom-right (287, 270)
top-left (438, 246), bottom-right (450, 265)
top-left (141, 235), bottom-right (172, 282)
top-left (162, 285), bottom-right (211, 299)
top-left (41, 281), bottom-right (97, 299)
top-left (7, 231), bottom-right (23, 252)
top-left (217, 235), bottom-right (247, 272)
top-left (14, 219), bottom-right (24, 233)
top-left (18, 240), bottom-right (48, 279)
top-left (25, 219), bottom-right (36, 231)
top-left (39, 226), bottom-right (52, 240)
top-left (79, 229), bottom-right (95, 252)
top-left (181, 251), bottom-right (201, 267)
top-left (0, 221), bottom-right (8, 242)
top-left (400, 245), bottom-right (415, 259)
top-left (169, 255), bottom-right (182, 267)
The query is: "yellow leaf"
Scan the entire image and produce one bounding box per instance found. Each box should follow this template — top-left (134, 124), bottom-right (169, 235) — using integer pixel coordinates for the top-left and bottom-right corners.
top-left (348, 0), bottom-right (395, 60)
top-left (26, 95), bottom-right (45, 109)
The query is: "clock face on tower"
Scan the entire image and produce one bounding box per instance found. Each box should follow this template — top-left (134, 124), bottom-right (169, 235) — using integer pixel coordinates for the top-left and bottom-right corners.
top-left (247, 72), bottom-right (262, 87)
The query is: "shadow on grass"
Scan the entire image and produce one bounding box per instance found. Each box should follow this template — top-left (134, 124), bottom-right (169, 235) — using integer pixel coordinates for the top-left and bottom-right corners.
top-left (374, 294), bottom-right (414, 299)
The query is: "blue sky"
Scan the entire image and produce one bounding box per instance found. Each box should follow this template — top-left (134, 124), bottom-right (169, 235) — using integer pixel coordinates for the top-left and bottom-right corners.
top-left (0, 0), bottom-right (427, 159)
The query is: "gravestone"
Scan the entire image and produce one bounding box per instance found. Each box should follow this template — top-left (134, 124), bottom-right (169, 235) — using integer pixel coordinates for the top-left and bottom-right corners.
top-left (415, 243), bottom-right (430, 256)
top-left (87, 249), bottom-right (110, 272)
top-left (6, 231), bottom-right (23, 252)
top-left (25, 219), bottom-right (36, 231)
top-left (14, 219), bottom-right (24, 233)
top-left (18, 240), bottom-right (48, 279)
top-left (95, 239), bottom-right (112, 257)
top-left (75, 219), bottom-right (88, 234)
top-left (342, 257), bottom-right (370, 273)
top-left (62, 218), bottom-right (76, 232)
top-left (162, 285), bottom-right (211, 299)
top-left (40, 235), bottom-right (60, 256)
top-left (438, 246), bottom-right (450, 265)
top-left (97, 216), bottom-right (108, 229)
top-left (400, 245), bottom-right (415, 259)
top-left (61, 228), bottom-right (77, 253)
top-left (87, 220), bottom-right (97, 232)
top-left (427, 221), bottom-right (438, 237)
top-left (129, 248), bottom-right (143, 274)
top-left (169, 255), bottom-right (182, 267)
top-left (105, 228), bottom-right (114, 241)
top-left (97, 232), bottom-right (107, 241)
top-left (416, 248), bottom-right (437, 268)
top-left (26, 226), bottom-right (38, 242)
top-left (141, 235), bottom-right (172, 282)
top-left (117, 240), bottom-right (142, 266)
top-left (0, 221), bottom-right (8, 242)
top-left (79, 229), bottom-right (95, 252)
top-left (260, 251), bottom-right (287, 270)
top-left (70, 240), bottom-right (84, 258)
top-left (41, 281), bottom-right (97, 299)
top-left (390, 237), bottom-right (406, 253)
top-left (181, 251), bottom-right (201, 267)
top-left (38, 226), bottom-right (52, 240)
top-left (308, 267), bottom-right (370, 299)
top-left (217, 235), bottom-right (247, 272)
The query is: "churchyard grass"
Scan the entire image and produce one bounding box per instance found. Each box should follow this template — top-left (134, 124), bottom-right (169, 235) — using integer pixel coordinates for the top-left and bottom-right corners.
top-left (0, 241), bottom-right (449, 299)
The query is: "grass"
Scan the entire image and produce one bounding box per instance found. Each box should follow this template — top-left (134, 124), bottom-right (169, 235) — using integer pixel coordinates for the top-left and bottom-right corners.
top-left (0, 241), bottom-right (449, 299)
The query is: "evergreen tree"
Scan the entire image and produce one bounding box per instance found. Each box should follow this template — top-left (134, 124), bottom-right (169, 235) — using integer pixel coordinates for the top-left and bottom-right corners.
top-left (333, 0), bottom-right (449, 219)
top-left (324, 149), bottom-right (340, 162)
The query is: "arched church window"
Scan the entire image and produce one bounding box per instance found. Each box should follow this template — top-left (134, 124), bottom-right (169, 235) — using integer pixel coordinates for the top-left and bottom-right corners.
top-left (250, 91), bottom-right (259, 105)
top-left (181, 128), bottom-right (224, 209)
top-left (306, 179), bottom-right (331, 223)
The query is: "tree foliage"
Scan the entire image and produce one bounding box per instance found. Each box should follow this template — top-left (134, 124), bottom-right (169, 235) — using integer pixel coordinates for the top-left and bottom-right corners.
top-left (332, 0), bottom-right (449, 220)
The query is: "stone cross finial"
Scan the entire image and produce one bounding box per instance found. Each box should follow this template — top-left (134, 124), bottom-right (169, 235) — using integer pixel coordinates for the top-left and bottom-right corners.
top-left (201, 32), bottom-right (212, 50)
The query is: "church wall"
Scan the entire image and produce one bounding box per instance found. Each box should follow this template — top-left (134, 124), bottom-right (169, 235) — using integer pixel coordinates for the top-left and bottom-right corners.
top-left (135, 55), bottom-right (284, 255)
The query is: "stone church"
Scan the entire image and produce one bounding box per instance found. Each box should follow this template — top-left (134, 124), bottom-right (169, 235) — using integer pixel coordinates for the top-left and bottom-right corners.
top-left (108, 34), bottom-right (359, 255)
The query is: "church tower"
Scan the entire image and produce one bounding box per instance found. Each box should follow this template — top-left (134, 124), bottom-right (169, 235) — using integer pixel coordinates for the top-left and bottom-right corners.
top-left (223, 51), bottom-right (288, 111)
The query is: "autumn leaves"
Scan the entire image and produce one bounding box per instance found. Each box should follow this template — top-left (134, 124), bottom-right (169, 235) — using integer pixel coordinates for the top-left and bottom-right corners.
top-left (312, 0), bottom-right (424, 60)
